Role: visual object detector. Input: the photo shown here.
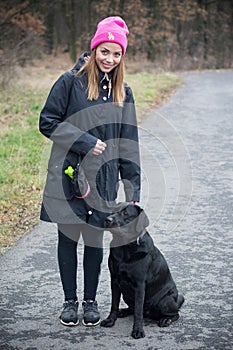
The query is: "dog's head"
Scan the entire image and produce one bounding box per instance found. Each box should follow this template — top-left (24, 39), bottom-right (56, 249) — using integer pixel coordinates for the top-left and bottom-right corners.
top-left (104, 203), bottom-right (149, 246)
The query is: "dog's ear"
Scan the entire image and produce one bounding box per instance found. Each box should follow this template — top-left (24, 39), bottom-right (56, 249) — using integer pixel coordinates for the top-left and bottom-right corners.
top-left (135, 207), bottom-right (149, 233)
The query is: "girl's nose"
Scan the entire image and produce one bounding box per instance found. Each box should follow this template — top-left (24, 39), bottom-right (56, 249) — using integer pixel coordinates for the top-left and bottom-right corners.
top-left (106, 54), bottom-right (114, 63)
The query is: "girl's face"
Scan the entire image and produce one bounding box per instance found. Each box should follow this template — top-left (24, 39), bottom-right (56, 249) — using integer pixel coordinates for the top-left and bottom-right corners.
top-left (95, 42), bottom-right (122, 73)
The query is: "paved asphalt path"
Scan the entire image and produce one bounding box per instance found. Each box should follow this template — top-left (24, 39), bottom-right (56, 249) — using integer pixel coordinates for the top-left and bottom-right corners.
top-left (1, 70), bottom-right (232, 350)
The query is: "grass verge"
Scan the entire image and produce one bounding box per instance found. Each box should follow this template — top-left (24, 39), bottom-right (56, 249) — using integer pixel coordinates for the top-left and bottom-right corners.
top-left (126, 72), bottom-right (181, 122)
top-left (0, 67), bottom-right (182, 255)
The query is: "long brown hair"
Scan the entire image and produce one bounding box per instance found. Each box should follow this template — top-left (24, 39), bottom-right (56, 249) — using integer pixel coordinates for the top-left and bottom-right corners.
top-left (76, 49), bottom-right (125, 106)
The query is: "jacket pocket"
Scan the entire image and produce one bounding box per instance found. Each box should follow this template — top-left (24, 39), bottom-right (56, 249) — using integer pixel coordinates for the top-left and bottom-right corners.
top-left (44, 152), bottom-right (80, 200)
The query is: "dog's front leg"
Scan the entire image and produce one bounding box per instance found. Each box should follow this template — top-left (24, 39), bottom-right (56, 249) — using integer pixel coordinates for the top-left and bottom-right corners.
top-left (100, 280), bottom-right (121, 328)
top-left (131, 285), bottom-right (145, 339)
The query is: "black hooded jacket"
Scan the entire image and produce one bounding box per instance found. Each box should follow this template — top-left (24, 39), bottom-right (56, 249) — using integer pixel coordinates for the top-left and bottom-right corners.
top-left (39, 53), bottom-right (141, 228)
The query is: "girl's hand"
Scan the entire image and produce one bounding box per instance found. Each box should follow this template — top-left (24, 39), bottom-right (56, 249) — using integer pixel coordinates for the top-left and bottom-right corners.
top-left (93, 139), bottom-right (107, 155)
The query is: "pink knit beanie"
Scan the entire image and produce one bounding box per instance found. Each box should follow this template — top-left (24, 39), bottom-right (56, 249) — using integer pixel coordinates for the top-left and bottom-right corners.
top-left (90, 16), bottom-right (129, 55)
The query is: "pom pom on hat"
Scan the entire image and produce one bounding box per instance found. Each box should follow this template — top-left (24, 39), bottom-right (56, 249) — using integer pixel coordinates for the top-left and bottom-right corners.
top-left (91, 16), bottom-right (129, 55)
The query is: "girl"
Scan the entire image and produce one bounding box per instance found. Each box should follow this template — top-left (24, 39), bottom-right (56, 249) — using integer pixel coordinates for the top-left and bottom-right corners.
top-left (39, 16), bottom-right (141, 327)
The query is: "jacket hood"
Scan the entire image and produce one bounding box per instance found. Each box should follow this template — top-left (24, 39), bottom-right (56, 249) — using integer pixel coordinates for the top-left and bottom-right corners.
top-left (72, 52), bottom-right (90, 71)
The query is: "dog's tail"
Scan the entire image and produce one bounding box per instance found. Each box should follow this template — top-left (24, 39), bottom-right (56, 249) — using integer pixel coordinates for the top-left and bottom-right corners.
top-left (158, 293), bottom-right (184, 316)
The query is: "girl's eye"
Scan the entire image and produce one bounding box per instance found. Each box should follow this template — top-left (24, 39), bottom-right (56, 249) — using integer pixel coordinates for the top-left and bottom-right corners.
top-left (101, 50), bottom-right (108, 55)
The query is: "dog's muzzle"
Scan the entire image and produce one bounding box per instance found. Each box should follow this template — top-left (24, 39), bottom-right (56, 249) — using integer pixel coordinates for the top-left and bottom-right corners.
top-left (104, 216), bottom-right (114, 228)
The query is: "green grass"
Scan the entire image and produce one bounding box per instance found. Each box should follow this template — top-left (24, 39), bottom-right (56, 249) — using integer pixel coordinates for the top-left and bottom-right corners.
top-left (0, 71), bottom-right (182, 254)
top-left (0, 88), bottom-right (49, 253)
top-left (0, 90), bottom-right (47, 190)
top-left (126, 72), bottom-right (181, 121)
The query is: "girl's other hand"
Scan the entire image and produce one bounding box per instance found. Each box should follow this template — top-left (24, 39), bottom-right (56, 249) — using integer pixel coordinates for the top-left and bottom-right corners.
top-left (93, 139), bottom-right (107, 155)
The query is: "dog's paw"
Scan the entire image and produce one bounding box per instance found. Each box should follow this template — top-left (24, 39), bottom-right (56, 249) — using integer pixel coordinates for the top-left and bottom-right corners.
top-left (100, 317), bottom-right (116, 328)
top-left (131, 327), bottom-right (145, 339)
top-left (158, 314), bottom-right (179, 327)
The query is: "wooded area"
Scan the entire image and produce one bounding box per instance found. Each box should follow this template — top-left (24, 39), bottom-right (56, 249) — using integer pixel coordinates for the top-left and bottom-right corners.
top-left (1, 0), bottom-right (233, 86)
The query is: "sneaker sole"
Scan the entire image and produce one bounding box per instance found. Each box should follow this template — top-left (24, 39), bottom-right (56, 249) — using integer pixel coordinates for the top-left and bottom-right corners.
top-left (82, 319), bottom-right (101, 327)
top-left (60, 318), bottom-right (79, 326)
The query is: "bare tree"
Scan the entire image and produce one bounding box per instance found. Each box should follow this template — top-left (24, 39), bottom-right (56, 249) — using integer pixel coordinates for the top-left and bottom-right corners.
top-left (1, 0), bottom-right (232, 85)
top-left (0, 0), bottom-right (45, 86)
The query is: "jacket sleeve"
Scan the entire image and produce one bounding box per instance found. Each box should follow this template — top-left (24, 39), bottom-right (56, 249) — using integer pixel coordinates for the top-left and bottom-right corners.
top-left (119, 86), bottom-right (141, 202)
top-left (39, 72), bottom-right (97, 154)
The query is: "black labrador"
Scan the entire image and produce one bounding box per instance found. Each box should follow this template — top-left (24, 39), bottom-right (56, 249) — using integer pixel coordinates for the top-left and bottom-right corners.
top-left (100, 203), bottom-right (184, 339)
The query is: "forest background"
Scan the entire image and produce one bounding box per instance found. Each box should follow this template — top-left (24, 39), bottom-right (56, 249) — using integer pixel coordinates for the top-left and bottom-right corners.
top-left (1, 0), bottom-right (233, 86)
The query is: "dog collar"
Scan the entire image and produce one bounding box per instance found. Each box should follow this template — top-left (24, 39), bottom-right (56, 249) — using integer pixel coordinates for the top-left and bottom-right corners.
top-left (136, 229), bottom-right (147, 245)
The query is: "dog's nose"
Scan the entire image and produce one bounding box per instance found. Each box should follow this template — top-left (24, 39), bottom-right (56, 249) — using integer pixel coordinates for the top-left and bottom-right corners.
top-left (104, 216), bottom-right (113, 227)
top-left (106, 217), bottom-right (113, 223)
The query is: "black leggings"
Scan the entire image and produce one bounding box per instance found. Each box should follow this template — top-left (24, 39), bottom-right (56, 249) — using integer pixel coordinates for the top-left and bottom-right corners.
top-left (57, 224), bottom-right (104, 302)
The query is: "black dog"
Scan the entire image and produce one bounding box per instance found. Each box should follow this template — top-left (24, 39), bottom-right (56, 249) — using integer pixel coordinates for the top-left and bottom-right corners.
top-left (100, 203), bottom-right (184, 339)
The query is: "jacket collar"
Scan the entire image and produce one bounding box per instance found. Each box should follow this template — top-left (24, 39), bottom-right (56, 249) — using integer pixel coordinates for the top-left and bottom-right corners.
top-left (99, 70), bottom-right (114, 82)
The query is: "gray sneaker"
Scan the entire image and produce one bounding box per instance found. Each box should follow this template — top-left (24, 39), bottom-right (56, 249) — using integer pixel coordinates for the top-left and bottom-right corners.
top-left (60, 300), bottom-right (79, 326)
top-left (82, 300), bottom-right (100, 326)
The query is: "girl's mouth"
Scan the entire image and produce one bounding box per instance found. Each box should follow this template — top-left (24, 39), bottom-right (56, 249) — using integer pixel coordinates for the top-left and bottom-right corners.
top-left (102, 63), bottom-right (114, 69)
